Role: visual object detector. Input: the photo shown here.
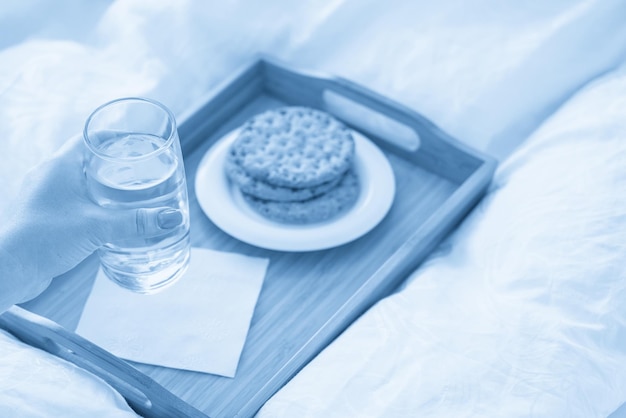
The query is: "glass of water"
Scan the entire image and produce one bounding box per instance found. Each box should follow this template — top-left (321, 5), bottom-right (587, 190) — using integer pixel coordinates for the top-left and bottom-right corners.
top-left (83, 97), bottom-right (191, 293)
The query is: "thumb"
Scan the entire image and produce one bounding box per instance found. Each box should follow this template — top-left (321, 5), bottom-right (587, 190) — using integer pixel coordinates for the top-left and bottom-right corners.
top-left (104, 207), bottom-right (185, 242)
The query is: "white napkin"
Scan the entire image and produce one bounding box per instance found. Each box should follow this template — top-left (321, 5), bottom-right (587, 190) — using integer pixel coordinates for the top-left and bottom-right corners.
top-left (75, 247), bottom-right (269, 378)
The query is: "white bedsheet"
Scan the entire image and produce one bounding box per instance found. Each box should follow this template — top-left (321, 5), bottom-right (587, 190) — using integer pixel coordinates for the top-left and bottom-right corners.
top-left (1, 0), bottom-right (626, 416)
top-left (0, 329), bottom-right (138, 417)
top-left (258, 62), bottom-right (626, 417)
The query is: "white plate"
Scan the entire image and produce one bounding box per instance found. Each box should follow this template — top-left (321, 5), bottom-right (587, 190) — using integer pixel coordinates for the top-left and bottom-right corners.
top-left (194, 128), bottom-right (395, 251)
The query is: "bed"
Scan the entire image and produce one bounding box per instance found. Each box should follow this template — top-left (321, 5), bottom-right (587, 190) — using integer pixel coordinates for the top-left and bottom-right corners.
top-left (1, 1), bottom-right (626, 417)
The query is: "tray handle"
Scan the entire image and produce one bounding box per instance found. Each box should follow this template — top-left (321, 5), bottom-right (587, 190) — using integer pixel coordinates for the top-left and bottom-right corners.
top-left (0, 305), bottom-right (210, 418)
top-left (322, 85), bottom-right (422, 152)
top-left (261, 58), bottom-right (484, 182)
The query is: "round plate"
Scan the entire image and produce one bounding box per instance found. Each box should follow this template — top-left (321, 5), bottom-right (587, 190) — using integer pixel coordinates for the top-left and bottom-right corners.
top-left (194, 127), bottom-right (395, 251)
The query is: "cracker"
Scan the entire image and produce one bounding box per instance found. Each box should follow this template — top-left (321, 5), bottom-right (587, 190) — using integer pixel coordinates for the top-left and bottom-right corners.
top-left (225, 158), bottom-right (342, 202)
top-left (228, 107), bottom-right (355, 188)
top-left (243, 170), bottom-right (360, 224)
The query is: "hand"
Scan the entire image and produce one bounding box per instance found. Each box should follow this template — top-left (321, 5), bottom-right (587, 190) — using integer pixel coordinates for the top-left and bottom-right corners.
top-left (0, 135), bottom-right (183, 306)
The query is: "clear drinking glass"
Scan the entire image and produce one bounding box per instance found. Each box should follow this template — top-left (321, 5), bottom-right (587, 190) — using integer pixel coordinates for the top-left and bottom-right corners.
top-left (83, 97), bottom-right (191, 293)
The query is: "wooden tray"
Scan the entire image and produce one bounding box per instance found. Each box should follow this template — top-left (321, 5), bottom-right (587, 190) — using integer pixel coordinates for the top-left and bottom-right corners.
top-left (1, 56), bottom-right (496, 418)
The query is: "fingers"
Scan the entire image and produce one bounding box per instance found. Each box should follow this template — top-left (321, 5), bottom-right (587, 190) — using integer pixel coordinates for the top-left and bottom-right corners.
top-left (55, 135), bottom-right (187, 245)
top-left (100, 207), bottom-right (186, 243)
top-left (136, 208), bottom-right (185, 237)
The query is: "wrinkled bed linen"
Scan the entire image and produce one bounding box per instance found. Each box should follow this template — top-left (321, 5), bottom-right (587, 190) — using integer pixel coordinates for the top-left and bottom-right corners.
top-left (258, 64), bottom-right (626, 417)
top-left (2, 0), bottom-right (626, 416)
top-left (0, 329), bottom-right (139, 417)
top-left (2, 0), bottom-right (626, 216)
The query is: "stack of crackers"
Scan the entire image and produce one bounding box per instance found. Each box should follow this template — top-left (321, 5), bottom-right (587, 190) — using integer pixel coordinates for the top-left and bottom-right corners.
top-left (225, 107), bottom-right (360, 223)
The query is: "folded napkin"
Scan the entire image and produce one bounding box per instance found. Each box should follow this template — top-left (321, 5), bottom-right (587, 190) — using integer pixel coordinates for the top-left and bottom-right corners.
top-left (76, 247), bottom-right (269, 378)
